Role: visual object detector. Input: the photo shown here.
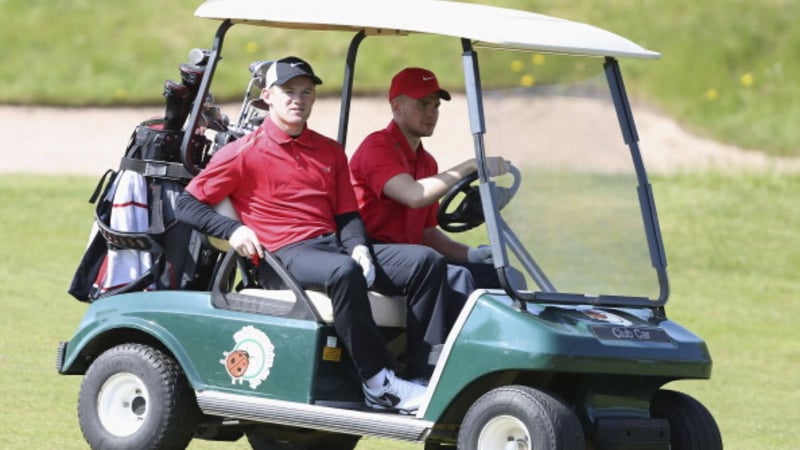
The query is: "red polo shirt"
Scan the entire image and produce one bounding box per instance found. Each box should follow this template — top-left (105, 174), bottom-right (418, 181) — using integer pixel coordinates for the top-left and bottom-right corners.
top-left (350, 121), bottom-right (438, 244)
top-left (186, 117), bottom-right (358, 252)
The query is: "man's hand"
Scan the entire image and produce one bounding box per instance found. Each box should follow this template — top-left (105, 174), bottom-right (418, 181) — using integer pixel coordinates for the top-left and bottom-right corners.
top-left (467, 245), bottom-right (493, 264)
top-left (229, 225), bottom-right (263, 258)
top-left (351, 244), bottom-right (376, 287)
top-left (485, 157), bottom-right (512, 177)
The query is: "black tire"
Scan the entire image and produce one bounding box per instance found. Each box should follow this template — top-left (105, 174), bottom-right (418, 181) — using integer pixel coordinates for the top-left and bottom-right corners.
top-left (424, 441), bottom-right (454, 449)
top-left (458, 385), bottom-right (585, 450)
top-left (650, 389), bottom-right (723, 450)
top-left (195, 421), bottom-right (245, 442)
top-left (246, 426), bottom-right (360, 450)
top-left (77, 343), bottom-right (199, 450)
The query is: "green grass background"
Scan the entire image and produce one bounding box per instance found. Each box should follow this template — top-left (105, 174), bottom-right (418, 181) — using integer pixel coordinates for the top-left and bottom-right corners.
top-left (1, 0), bottom-right (799, 448)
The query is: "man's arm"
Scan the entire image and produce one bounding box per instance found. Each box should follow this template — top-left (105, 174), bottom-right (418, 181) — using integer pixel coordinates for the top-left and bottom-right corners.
top-left (175, 191), bottom-right (262, 258)
top-left (383, 156), bottom-right (510, 209)
top-left (335, 211), bottom-right (375, 287)
top-left (175, 191), bottom-right (241, 239)
top-left (335, 211), bottom-right (368, 254)
top-left (383, 160), bottom-right (477, 209)
top-left (421, 227), bottom-right (469, 263)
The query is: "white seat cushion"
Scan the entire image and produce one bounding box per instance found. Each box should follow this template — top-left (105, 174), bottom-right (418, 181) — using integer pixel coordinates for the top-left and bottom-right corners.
top-left (238, 288), bottom-right (406, 328)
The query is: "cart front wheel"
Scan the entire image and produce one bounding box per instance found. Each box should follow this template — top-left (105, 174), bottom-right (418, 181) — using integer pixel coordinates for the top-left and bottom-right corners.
top-left (78, 343), bottom-right (198, 450)
top-left (650, 389), bottom-right (722, 450)
top-left (457, 385), bottom-right (585, 450)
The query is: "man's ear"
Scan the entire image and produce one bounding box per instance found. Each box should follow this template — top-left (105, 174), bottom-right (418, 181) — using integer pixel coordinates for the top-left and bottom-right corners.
top-left (390, 96), bottom-right (403, 117)
top-left (260, 87), bottom-right (271, 107)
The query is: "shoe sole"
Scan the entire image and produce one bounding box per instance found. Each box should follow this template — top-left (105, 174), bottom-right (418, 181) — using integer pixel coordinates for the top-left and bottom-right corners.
top-left (364, 403), bottom-right (417, 415)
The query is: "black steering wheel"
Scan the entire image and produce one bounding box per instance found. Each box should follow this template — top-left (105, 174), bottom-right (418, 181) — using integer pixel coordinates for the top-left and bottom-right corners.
top-left (437, 165), bottom-right (521, 232)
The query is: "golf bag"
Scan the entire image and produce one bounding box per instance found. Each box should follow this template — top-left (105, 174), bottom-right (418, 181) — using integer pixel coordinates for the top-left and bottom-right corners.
top-left (68, 60), bottom-right (220, 302)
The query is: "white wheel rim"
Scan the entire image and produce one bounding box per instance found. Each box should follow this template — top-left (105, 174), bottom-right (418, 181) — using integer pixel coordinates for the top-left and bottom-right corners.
top-left (477, 415), bottom-right (531, 450)
top-left (97, 372), bottom-right (150, 437)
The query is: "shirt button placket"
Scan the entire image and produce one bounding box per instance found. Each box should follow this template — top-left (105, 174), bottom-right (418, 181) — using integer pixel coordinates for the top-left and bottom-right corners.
top-left (291, 142), bottom-right (302, 169)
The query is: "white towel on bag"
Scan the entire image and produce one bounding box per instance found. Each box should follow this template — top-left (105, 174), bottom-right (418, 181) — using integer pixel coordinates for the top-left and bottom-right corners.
top-left (98, 170), bottom-right (154, 293)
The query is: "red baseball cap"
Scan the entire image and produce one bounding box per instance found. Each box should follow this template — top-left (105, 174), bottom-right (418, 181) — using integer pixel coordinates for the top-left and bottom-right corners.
top-left (389, 67), bottom-right (451, 101)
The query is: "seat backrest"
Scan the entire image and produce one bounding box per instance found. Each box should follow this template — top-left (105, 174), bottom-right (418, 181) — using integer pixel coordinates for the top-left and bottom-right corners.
top-left (207, 197), bottom-right (238, 251)
top-left (239, 288), bottom-right (406, 327)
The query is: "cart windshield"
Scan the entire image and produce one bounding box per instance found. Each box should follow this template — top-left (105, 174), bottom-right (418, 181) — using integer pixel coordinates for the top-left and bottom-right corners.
top-left (456, 51), bottom-right (664, 304)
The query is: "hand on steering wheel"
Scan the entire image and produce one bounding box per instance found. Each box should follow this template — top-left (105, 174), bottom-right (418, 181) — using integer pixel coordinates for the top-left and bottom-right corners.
top-left (437, 164), bottom-right (520, 233)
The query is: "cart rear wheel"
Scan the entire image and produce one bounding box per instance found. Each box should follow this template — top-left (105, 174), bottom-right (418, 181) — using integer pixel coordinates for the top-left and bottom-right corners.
top-left (458, 385), bottom-right (585, 450)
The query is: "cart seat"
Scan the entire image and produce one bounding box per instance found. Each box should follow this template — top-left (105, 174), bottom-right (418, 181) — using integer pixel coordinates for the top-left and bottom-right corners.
top-left (209, 198), bottom-right (406, 328)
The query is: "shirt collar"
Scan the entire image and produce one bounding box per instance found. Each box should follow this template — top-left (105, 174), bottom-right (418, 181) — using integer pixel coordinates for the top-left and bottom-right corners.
top-left (262, 117), bottom-right (314, 148)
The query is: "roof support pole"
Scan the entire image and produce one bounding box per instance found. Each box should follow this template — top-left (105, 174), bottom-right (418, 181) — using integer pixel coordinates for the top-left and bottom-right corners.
top-left (181, 19), bottom-right (233, 175)
top-left (337, 30), bottom-right (367, 148)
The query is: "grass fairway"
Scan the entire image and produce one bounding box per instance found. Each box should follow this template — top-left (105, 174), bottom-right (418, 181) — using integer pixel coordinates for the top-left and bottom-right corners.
top-left (651, 171), bottom-right (800, 449)
top-left (0, 171), bottom-right (797, 449)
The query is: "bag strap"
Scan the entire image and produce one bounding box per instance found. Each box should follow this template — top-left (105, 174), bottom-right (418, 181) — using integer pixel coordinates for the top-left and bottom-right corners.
top-left (93, 254), bottom-right (164, 300)
top-left (88, 169), bottom-right (117, 204)
top-left (94, 217), bottom-right (165, 253)
top-left (119, 157), bottom-right (194, 181)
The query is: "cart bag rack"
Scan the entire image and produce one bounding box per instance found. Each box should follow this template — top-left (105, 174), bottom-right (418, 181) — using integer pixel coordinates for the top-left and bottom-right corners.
top-left (68, 53), bottom-right (221, 302)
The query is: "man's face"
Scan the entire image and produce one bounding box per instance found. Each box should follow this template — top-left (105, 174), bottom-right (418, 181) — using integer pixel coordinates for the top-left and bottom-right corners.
top-left (393, 93), bottom-right (441, 139)
top-left (263, 76), bottom-right (316, 130)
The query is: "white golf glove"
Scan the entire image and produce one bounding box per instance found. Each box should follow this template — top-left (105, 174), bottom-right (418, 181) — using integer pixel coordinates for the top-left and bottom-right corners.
top-left (229, 225), bottom-right (261, 258)
top-left (467, 245), bottom-right (493, 264)
top-left (351, 244), bottom-right (376, 287)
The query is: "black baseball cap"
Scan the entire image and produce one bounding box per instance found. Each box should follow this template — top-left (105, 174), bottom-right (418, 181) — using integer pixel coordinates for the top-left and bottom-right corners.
top-left (264, 56), bottom-right (323, 88)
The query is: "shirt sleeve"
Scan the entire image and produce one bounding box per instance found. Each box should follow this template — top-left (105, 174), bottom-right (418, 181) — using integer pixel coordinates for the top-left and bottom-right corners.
top-left (184, 137), bottom-right (247, 205)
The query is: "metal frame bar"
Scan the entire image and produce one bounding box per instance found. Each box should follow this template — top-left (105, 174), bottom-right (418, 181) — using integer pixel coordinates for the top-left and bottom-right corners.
top-left (181, 20), bottom-right (233, 175)
top-left (604, 57), bottom-right (669, 305)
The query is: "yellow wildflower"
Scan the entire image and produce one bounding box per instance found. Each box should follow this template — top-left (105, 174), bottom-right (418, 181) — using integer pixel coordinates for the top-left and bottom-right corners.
top-left (521, 74), bottom-right (536, 87)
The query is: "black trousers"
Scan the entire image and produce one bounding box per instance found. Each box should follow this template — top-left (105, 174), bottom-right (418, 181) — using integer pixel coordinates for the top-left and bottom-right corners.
top-left (444, 262), bottom-right (527, 328)
top-left (274, 234), bottom-right (448, 381)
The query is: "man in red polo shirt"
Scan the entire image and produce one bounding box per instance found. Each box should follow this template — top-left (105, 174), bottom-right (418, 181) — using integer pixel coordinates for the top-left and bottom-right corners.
top-left (176, 57), bottom-right (450, 413)
top-left (350, 67), bottom-right (516, 327)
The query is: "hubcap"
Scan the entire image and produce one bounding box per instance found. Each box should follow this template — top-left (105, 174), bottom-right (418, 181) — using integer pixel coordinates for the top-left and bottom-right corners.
top-left (97, 372), bottom-right (150, 437)
top-left (478, 415), bottom-right (530, 450)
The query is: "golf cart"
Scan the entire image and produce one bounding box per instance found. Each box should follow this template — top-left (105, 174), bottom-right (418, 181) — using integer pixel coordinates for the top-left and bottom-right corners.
top-left (56, 0), bottom-right (723, 449)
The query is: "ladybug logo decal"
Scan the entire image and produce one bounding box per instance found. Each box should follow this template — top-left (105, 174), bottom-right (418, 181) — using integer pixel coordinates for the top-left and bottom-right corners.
top-left (220, 325), bottom-right (275, 389)
top-left (224, 349), bottom-right (250, 377)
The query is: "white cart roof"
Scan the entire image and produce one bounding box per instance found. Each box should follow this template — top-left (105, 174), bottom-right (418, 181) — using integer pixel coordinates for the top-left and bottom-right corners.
top-left (195, 0), bottom-right (660, 59)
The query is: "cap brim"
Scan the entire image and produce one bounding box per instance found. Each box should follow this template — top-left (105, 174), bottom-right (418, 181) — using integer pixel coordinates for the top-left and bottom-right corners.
top-left (273, 72), bottom-right (323, 86)
top-left (400, 87), bottom-right (451, 101)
